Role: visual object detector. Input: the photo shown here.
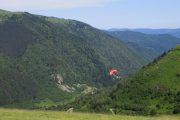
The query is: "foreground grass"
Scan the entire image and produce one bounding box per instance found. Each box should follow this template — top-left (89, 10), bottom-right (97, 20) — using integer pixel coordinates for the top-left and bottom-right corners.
top-left (0, 109), bottom-right (179, 120)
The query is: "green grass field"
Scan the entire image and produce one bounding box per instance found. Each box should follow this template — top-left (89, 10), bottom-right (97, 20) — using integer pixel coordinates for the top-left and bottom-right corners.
top-left (0, 109), bottom-right (179, 120)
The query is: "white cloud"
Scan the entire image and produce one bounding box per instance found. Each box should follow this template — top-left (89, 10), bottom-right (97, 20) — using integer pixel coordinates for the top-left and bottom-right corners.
top-left (0, 0), bottom-right (119, 11)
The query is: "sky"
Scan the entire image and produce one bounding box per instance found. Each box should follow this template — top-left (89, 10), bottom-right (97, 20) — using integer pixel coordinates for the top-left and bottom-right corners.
top-left (0, 0), bottom-right (179, 29)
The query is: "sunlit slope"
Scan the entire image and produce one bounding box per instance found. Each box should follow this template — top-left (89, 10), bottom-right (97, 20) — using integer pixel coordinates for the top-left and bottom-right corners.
top-left (108, 45), bottom-right (180, 114)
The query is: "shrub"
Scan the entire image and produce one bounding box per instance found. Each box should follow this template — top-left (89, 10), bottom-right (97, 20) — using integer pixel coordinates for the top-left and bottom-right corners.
top-left (176, 72), bottom-right (180, 77)
top-left (173, 105), bottom-right (180, 114)
top-left (149, 109), bottom-right (157, 115)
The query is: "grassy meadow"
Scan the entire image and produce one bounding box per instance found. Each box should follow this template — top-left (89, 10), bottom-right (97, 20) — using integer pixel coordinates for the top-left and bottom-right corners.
top-left (0, 109), bottom-right (179, 120)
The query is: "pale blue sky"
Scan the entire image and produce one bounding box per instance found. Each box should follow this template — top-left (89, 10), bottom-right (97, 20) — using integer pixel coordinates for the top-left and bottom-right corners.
top-left (0, 0), bottom-right (179, 29)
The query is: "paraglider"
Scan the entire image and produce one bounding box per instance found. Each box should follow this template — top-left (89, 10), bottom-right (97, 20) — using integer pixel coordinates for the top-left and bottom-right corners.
top-left (109, 68), bottom-right (118, 76)
top-left (109, 68), bottom-right (121, 80)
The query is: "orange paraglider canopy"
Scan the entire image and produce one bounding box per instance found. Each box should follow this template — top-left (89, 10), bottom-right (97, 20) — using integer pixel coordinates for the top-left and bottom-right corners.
top-left (109, 68), bottom-right (118, 76)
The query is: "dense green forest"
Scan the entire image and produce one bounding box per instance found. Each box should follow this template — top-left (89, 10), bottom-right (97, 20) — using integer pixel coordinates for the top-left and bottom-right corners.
top-left (0, 10), bottom-right (144, 107)
top-left (60, 46), bottom-right (180, 115)
top-left (1, 10), bottom-right (179, 115)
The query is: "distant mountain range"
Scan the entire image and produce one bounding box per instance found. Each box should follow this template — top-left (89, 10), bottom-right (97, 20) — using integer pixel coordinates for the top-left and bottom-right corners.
top-left (108, 28), bottom-right (180, 38)
top-left (108, 31), bottom-right (180, 62)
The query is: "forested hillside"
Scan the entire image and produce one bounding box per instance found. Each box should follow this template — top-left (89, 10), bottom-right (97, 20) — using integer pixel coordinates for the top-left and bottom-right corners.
top-left (0, 10), bottom-right (144, 106)
top-left (66, 46), bottom-right (180, 115)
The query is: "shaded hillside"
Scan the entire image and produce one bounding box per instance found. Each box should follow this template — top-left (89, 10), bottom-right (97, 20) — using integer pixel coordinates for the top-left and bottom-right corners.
top-left (66, 46), bottom-right (180, 115)
top-left (108, 31), bottom-right (180, 62)
top-left (0, 10), bottom-right (144, 106)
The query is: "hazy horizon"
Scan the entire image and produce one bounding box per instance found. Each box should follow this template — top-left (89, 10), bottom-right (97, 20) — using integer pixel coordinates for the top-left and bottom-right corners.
top-left (0, 0), bottom-right (179, 29)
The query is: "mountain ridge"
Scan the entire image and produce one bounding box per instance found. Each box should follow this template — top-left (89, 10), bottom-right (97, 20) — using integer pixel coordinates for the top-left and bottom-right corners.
top-left (0, 10), bottom-right (144, 107)
top-left (108, 28), bottom-right (180, 38)
top-left (108, 30), bottom-right (180, 62)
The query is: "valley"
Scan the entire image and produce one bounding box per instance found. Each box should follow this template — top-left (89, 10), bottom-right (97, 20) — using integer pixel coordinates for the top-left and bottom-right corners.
top-left (0, 7), bottom-right (180, 120)
top-left (0, 10), bottom-right (144, 107)
top-left (64, 46), bottom-right (180, 115)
